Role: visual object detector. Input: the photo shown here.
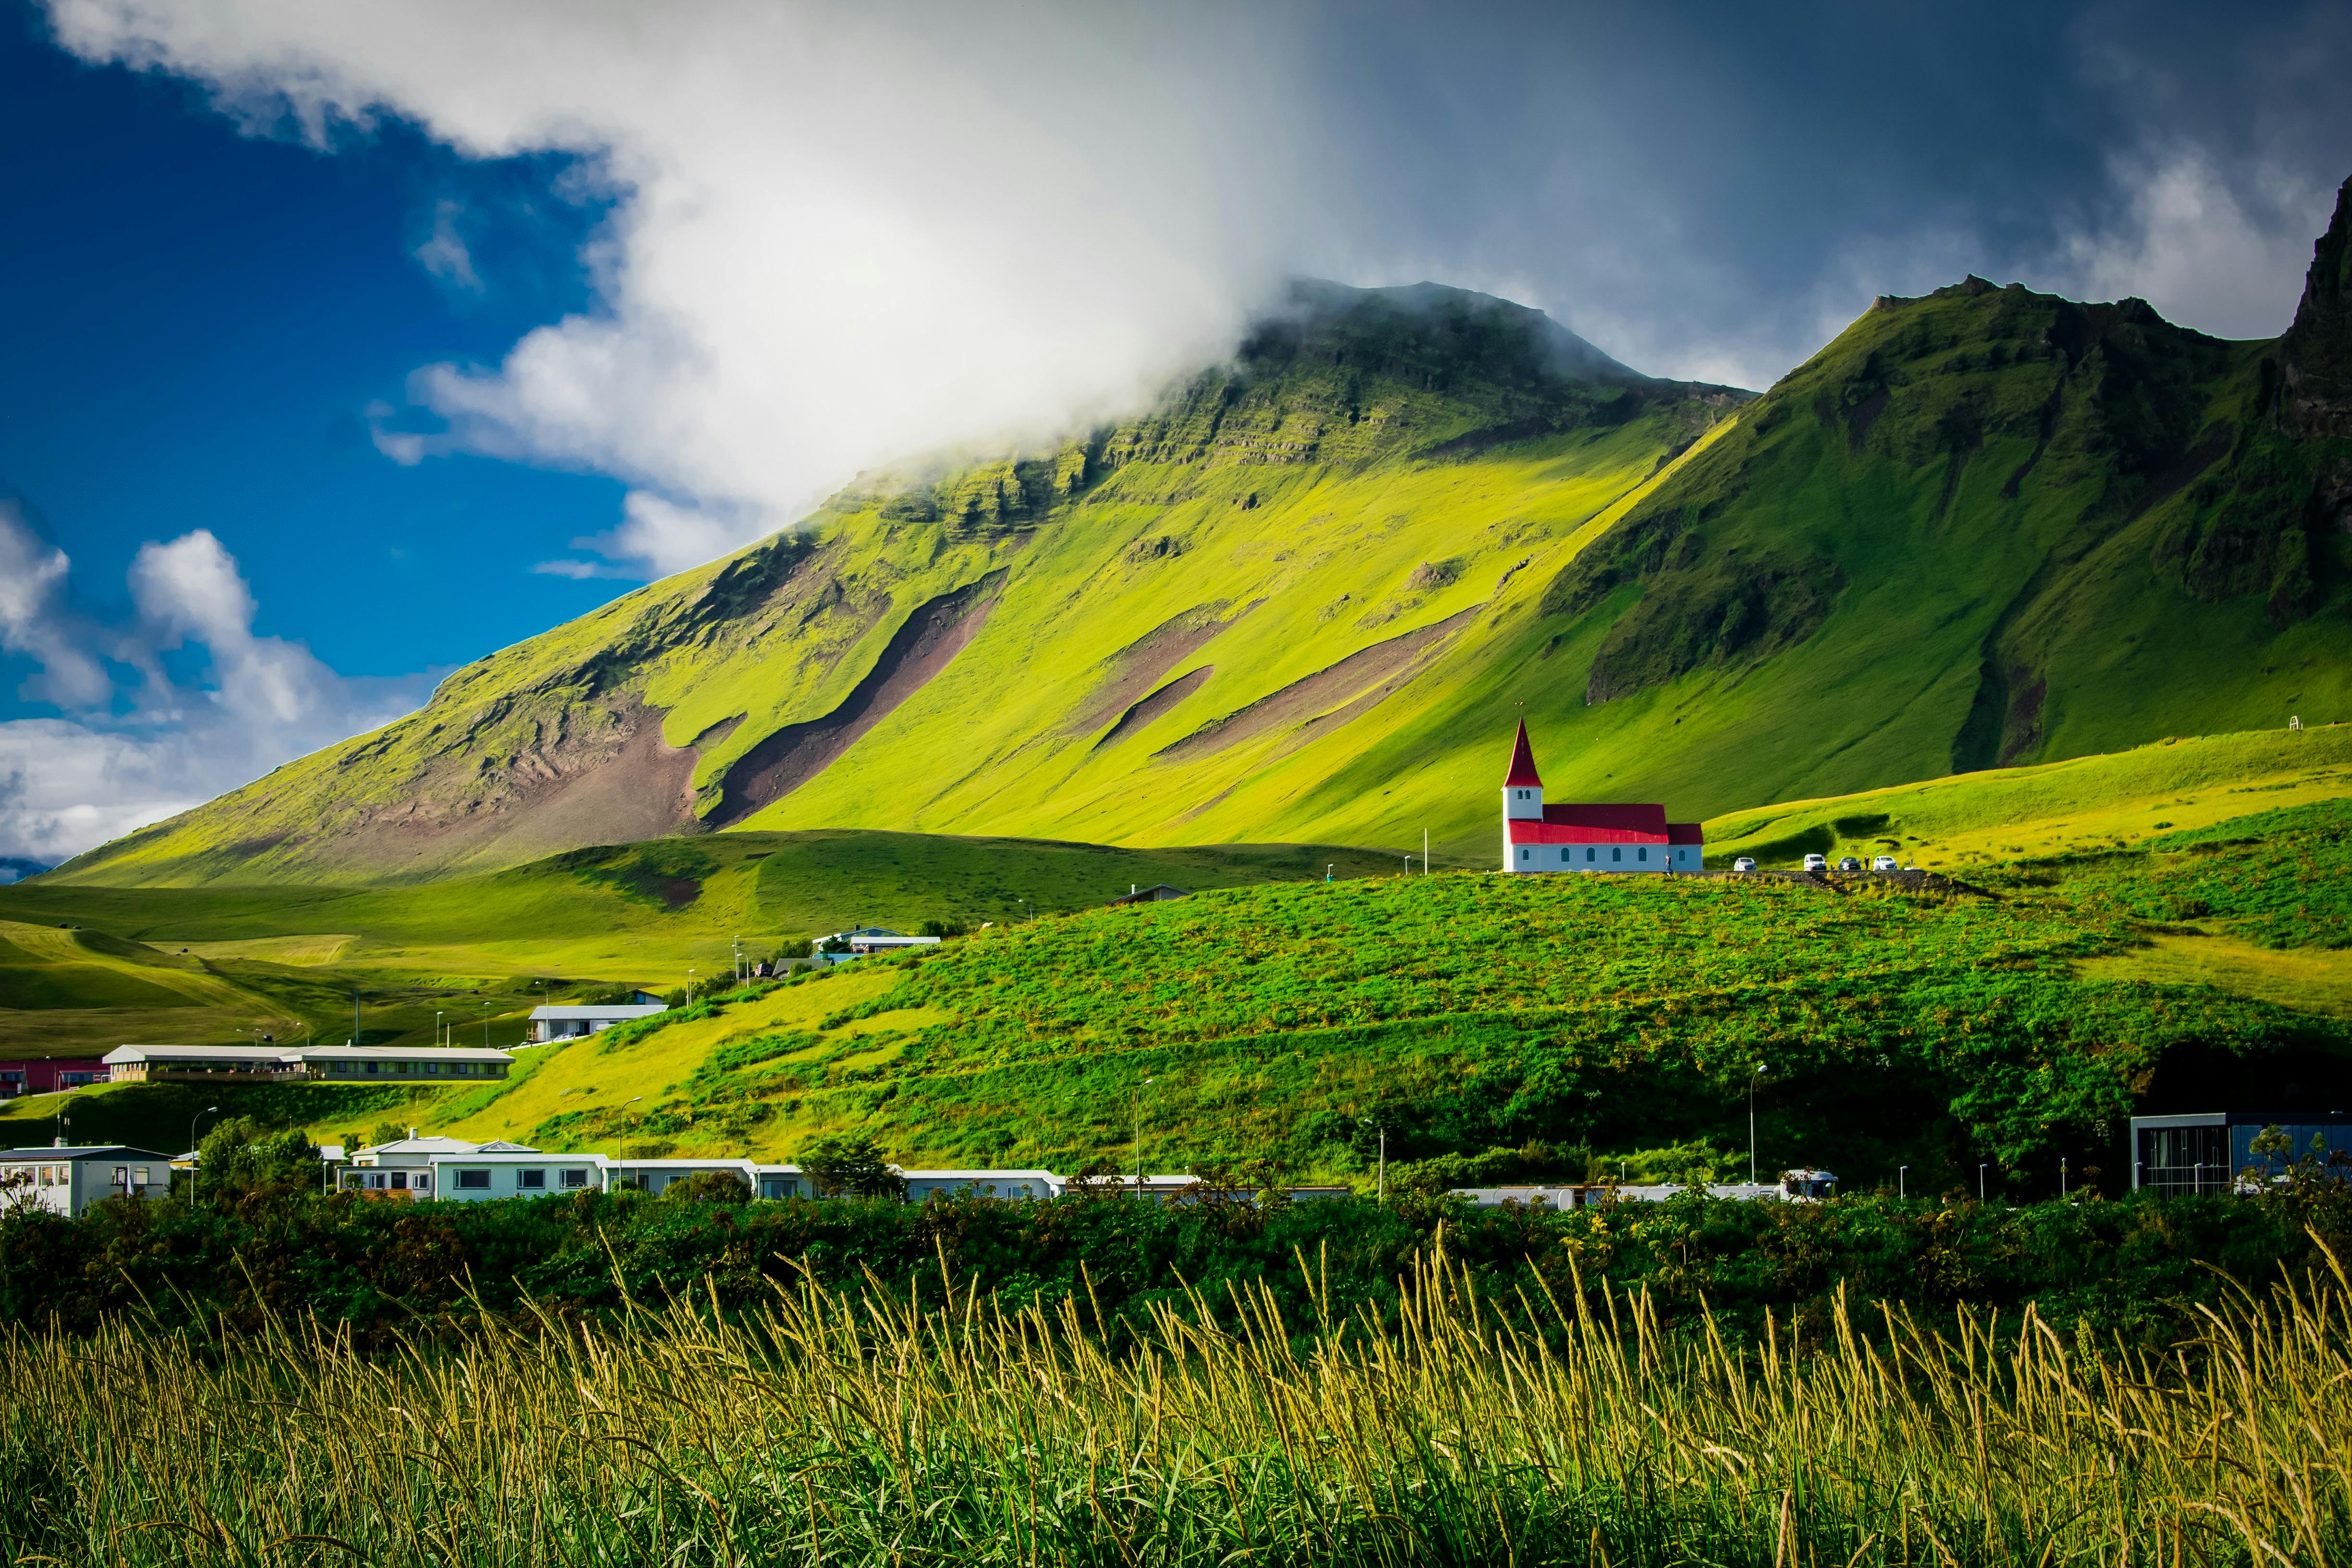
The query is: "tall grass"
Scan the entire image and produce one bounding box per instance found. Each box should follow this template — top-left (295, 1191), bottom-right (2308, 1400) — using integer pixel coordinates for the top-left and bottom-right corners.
top-left (5, 1240), bottom-right (2349, 1566)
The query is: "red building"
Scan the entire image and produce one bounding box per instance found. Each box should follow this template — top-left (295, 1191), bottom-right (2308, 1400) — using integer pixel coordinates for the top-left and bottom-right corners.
top-left (0, 1059), bottom-right (109, 1098)
top-left (1500, 720), bottom-right (1704, 874)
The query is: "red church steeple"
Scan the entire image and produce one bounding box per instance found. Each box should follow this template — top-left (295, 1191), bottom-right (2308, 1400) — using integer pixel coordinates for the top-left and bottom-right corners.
top-left (1503, 718), bottom-right (1543, 788)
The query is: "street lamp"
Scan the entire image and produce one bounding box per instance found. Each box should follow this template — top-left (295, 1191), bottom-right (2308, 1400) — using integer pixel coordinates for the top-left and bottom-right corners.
top-left (1134, 1078), bottom-right (1153, 1190)
top-left (1898, 1165), bottom-right (1908, 1200)
top-left (189, 1105), bottom-right (219, 1202)
top-left (1747, 1065), bottom-right (1768, 1186)
top-left (435, 1010), bottom-right (444, 1048)
top-left (480, 1001), bottom-right (489, 1048)
top-left (686, 969), bottom-right (696, 1005)
top-left (1978, 1163), bottom-right (1988, 1203)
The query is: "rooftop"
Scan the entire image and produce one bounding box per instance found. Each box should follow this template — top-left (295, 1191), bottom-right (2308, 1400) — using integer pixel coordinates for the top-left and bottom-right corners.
top-left (0, 1144), bottom-right (175, 1162)
top-left (528, 1004), bottom-right (668, 1021)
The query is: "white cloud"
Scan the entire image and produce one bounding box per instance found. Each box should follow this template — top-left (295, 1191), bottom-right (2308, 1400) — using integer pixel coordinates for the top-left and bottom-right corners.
top-left (2049, 148), bottom-right (2335, 340)
top-left (47, 0), bottom-right (1320, 577)
top-left (0, 508), bottom-right (423, 864)
top-left (414, 197), bottom-right (481, 292)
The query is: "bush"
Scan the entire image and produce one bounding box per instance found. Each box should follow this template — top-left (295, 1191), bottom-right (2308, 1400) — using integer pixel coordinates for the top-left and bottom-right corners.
top-left (663, 1169), bottom-right (751, 1204)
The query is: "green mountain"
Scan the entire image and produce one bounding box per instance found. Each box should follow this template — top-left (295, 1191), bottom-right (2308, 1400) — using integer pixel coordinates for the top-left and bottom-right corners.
top-left (50, 182), bottom-right (2352, 887)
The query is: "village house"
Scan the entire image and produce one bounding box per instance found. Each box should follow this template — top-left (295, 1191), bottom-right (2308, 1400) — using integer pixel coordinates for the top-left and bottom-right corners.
top-left (0, 1058), bottom-right (108, 1098)
top-left (0, 1144), bottom-right (174, 1217)
top-left (1500, 719), bottom-right (1704, 874)
top-left (900, 1168), bottom-right (1064, 1202)
top-left (526, 1002), bottom-right (668, 1043)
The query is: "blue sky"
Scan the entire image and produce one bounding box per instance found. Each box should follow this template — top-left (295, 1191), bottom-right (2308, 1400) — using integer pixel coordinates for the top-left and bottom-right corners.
top-left (1, 0), bottom-right (2347, 865)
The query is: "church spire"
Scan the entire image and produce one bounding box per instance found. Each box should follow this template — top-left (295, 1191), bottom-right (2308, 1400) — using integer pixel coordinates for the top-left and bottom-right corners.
top-left (1503, 718), bottom-right (1542, 788)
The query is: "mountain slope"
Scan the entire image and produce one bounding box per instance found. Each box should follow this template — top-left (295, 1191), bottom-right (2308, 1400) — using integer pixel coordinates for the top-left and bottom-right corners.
top-left (58, 281), bottom-right (1741, 884)
top-left (50, 188), bottom-right (2352, 886)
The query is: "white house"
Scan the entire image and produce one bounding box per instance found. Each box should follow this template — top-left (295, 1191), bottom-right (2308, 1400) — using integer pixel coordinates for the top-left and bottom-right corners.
top-left (1500, 720), bottom-right (1703, 874)
top-left (341, 1134), bottom-right (541, 1199)
top-left (527, 1004), bottom-right (668, 1043)
top-left (431, 1150), bottom-right (608, 1201)
top-left (0, 1144), bottom-right (174, 1217)
top-left (606, 1157), bottom-right (763, 1196)
top-left (900, 1168), bottom-right (1064, 1202)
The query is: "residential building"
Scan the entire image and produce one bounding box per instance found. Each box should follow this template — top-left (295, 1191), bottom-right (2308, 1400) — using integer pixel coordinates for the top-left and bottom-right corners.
top-left (341, 1134), bottom-right (540, 1199)
top-left (0, 1145), bottom-right (174, 1217)
top-left (104, 1044), bottom-right (513, 1083)
top-left (901, 1168), bottom-right (1063, 1202)
top-left (606, 1157), bottom-right (762, 1196)
top-left (1500, 720), bottom-right (1703, 874)
top-left (432, 1151), bottom-right (607, 1201)
top-left (817, 928), bottom-right (942, 957)
top-left (526, 1003), bottom-right (668, 1043)
top-left (0, 1058), bottom-right (108, 1098)
top-left (2131, 1111), bottom-right (2352, 1194)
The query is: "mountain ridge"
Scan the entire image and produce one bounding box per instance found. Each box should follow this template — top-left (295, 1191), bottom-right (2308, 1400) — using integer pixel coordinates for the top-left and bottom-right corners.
top-left (47, 195), bottom-right (2352, 885)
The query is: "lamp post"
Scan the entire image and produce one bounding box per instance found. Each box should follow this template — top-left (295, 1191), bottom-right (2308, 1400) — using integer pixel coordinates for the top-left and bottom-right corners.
top-left (435, 1010), bottom-right (444, 1048)
top-left (2061, 1157), bottom-right (2069, 1199)
top-left (1133, 1078), bottom-right (1153, 1191)
top-left (1747, 1065), bottom-right (1768, 1186)
top-left (1978, 1163), bottom-right (1988, 1203)
top-left (189, 1105), bottom-right (219, 1202)
top-left (686, 969), bottom-right (696, 1005)
top-left (1898, 1165), bottom-right (1908, 1200)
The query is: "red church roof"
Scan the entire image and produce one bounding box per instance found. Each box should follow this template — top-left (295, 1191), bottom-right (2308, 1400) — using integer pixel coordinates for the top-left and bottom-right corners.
top-left (1503, 719), bottom-right (1542, 788)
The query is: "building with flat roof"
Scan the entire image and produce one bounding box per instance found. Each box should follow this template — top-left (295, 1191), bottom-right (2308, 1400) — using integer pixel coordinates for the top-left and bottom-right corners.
top-left (2131, 1111), bottom-right (2352, 1194)
top-left (0, 1145), bottom-right (174, 1217)
top-left (527, 1004), bottom-right (668, 1043)
top-left (104, 1044), bottom-right (512, 1084)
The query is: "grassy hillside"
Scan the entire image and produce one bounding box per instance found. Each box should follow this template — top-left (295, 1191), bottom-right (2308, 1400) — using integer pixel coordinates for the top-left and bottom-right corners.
top-left (47, 185), bottom-right (2352, 889)
top-left (11, 729), bottom-right (2352, 1174)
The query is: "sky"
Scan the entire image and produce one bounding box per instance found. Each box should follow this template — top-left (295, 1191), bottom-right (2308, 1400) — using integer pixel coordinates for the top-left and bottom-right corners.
top-left (1, 0), bottom-right (2348, 869)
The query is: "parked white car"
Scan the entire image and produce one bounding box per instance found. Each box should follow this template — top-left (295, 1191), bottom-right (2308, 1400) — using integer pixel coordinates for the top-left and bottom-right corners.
top-left (1872, 854), bottom-right (1899, 872)
top-left (1802, 852), bottom-right (1828, 873)
top-left (1733, 856), bottom-right (1758, 873)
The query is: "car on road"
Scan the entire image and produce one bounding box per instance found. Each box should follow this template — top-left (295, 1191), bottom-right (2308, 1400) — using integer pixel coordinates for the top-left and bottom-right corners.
top-left (1733, 856), bottom-right (1758, 873)
top-left (1872, 854), bottom-right (1899, 872)
top-left (1802, 852), bottom-right (1828, 873)
top-left (1836, 856), bottom-right (1863, 873)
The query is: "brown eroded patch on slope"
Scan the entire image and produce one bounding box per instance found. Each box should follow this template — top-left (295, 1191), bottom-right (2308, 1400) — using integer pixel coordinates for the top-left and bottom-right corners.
top-left (1156, 605), bottom-right (1482, 765)
top-left (1093, 666), bottom-right (1214, 752)
top-left (266, 692), bottom-right (709, 882)
top-left (1063, 601), bottom-right (1250, 737)
top-left (713, 569), bottom-right (1008, 826)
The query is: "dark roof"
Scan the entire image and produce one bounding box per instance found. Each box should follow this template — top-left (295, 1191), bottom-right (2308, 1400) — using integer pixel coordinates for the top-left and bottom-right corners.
top-left (1107, 884), bottom-right (1190, 905)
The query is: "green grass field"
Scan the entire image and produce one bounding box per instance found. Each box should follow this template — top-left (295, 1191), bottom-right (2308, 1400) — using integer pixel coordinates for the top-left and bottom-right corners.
top-left (9, 729), bottom-right (2351, 1178)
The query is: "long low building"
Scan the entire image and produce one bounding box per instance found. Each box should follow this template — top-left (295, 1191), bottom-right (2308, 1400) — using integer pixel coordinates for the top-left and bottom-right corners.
top-left (0, 1144), bottom-right (174, 1217)
top-left (104, 1044), bottom-right (514, 1084)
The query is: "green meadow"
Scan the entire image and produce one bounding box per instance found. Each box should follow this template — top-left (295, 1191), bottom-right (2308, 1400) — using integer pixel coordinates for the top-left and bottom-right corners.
top-left (7, 728), bottom-right (2346, 1187)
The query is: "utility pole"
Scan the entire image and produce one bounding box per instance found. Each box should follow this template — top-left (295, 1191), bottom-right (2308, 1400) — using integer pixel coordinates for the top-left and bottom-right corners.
top-left (1424, 828), bottom-right (1429, 875)
top-left (1378, 1127), bottom-right (1387, 1203)
top-left (352, 989), bottom-right (361, 1048)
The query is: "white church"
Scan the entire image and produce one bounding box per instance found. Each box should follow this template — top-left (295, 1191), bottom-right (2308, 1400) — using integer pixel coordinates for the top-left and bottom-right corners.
top-left (1501, 719), bottom-right (1703, 874)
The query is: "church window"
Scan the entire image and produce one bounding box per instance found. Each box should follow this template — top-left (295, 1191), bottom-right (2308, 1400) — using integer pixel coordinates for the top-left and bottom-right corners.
top-left (1638, 848), bottom-right (1649, 863)
top-left (1612, 847), bottom-right (1622, 863)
